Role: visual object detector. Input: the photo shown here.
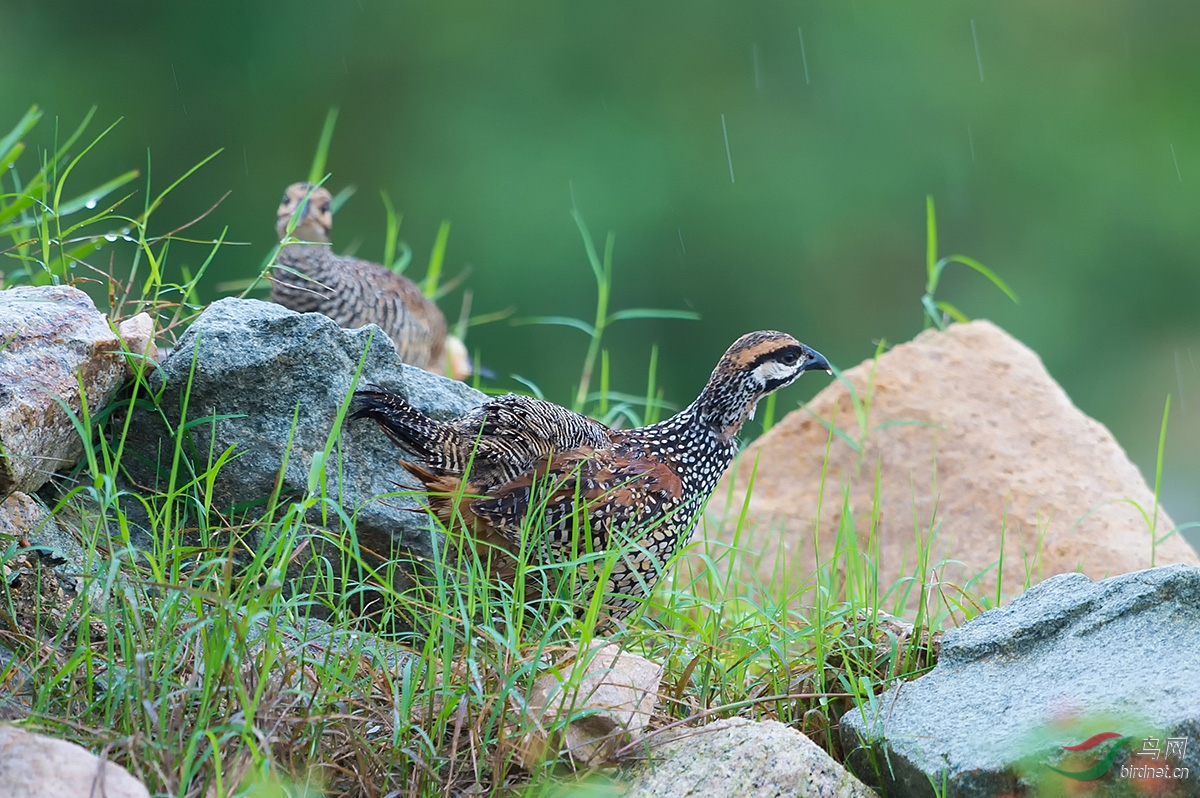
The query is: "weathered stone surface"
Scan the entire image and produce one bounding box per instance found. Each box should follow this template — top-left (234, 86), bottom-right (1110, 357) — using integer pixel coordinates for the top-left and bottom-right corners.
top-left (625, 717), bottom-right (876, 798)
top-left (0, 286), bottom-right (128, 498)
top-left (708, 320), bottom-right (1198, 603)
top-left (116, 312), bottom-right (158, 374)
top-left (120, 298), bottom-right (486, 561)
top-left (840, 564), bottom-right (1200, 797)
top-left (0, 491), bottom-right (54, 539)
top-left (0, 723), bottom-right (149, 798)
top-left (518, 643), bottom-right (662, 767)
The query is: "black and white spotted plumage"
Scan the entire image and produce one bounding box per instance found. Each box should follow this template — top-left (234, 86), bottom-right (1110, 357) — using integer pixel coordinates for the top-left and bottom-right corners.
top-left (271, 183), bottom-right (470, 379)
top-left (351, 330), bottom-right (831, 620)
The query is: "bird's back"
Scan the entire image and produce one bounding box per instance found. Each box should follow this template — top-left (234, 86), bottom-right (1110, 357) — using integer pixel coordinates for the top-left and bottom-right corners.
top-left (273, 243), bottom-right (448, 371)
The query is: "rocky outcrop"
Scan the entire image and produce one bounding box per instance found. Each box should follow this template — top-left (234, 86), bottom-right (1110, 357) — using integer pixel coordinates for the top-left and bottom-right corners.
top-left (625, 717), bottom-right (876, 798)
top-left (119, 298), bottom-right (486, 562)
top-left (840, 564), bottom-right (1200, 797)
top-left (0, 724), bottom-right (149, 798)
top-left (0, 286), bottom-right (131, 498)
top-left (708, 320), bottom-right (1198, 603)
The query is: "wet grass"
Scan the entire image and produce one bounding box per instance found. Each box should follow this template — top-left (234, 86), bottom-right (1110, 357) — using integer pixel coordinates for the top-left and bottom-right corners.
top-left (0, 108), bottom-right (1008, 797)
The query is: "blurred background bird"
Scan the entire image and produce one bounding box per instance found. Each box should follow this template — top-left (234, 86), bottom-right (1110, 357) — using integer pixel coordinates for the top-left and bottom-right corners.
top-left (272, 182), bottom-right (472, 380)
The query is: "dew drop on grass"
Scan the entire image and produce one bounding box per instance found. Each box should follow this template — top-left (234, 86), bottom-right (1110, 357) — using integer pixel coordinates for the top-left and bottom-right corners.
top-left (104, 233), bottom-right (118, 242)
top-left (85, 198), bottom-right (97, 209)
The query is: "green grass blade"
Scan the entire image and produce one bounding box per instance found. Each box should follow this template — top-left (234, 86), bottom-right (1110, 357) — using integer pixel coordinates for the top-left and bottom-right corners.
top-left (943, 254), bottom-right (1019, 303)
top-left (423, 220), bottom-right (450, 297)
top-left (607, 308), bottom-right (701, 323)
top-left (925, 194), bottom-right (937, 290)
top-left (511, 316), bottom-right (596, 336)
top-left (54, 170), bottom-right (140, 217)
top-left (0, 105), bottom-right (42, 166)
top-left (1151, 394), bottom-right (1170, 564)
top-left (935, 300), bottom-right (970, 325)
top-left (307, 106), bottom-right (339, 186)
top-left (380, 190), bottom-right (402, 271)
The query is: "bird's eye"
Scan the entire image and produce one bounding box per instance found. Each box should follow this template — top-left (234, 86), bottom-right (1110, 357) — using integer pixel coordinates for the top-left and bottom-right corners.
top-left (779, 349), bottom-right (800, 366)
top-left (319, 204), bottom-right (331, 215)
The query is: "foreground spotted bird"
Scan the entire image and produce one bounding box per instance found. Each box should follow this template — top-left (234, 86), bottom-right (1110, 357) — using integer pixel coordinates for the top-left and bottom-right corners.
top-left (272, 182), bottom-right (471, 379)
top-left (351, 330), bottom-right (831, 621)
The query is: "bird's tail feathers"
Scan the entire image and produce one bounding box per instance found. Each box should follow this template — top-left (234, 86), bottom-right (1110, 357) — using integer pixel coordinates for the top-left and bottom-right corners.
top-left (350, 388), bottom-right (453, 464)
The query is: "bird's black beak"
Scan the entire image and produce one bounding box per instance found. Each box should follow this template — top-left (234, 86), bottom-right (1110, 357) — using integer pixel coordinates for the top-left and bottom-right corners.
top-left (802, 349), bottom-right (832, 375)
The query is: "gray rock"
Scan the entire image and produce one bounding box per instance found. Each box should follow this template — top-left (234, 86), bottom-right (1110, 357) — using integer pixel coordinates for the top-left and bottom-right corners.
top-left (0, 286), bottom-right (128, 498)
top-left (0, 723), bottom-right (150, 798)
top-left (0, 491), bottom-right (87, 569)
top-left (120, 298), bottom-right (486, 562)
top-left (625, 717), bottom-right (876, 798)
top-left (841, 564), bottom-right (1200, 797)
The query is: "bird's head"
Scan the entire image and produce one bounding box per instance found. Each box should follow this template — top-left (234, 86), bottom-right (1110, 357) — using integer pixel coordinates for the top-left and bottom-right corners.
top-left (275, 182), bottom-right (333, 242)
top-left (700, 330), bottom-right (831, 435)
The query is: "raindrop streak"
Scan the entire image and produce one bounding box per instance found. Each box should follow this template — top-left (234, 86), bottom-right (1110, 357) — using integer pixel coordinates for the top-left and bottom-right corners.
top-left (243, 146), bottom-right (250, 176)
top-left (753, 44), bottom-right (763, 94)
top-left (1175, 350), bottom-right (1187, 414)
top-left (798, 27), bottom-right (811, 85)
top-left (971, 19), bottom-right (985, 83)
top-left (172, 63), bottom-right (187, 115)
top-left (1170, 144), bottom-right (1183, 182)
top-left (677, 228), bottom-right (687, 256)
top-left (721, 114), bottom-right (735, 184)
top-left (968, 125), bottom-right (976, 162)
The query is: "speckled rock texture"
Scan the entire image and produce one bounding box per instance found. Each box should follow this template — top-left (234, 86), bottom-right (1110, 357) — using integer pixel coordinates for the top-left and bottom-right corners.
top-left (841, 564), bottom-right (1200, 797)
top-left (520, 643), bottom-right (662, 767)
top-left (0, 723), bottom-right (149, 798)
top-left (708, 320), bottom-right (1198, 603)
top-left (625, 717), bottom-right (876, 798)
top-left (119, 298), bottom-right (487, 562)
top-left (0, 286), bottom-right (128, 498)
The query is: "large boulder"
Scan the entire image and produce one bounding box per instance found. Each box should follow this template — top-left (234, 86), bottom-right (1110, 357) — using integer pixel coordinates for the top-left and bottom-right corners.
top-left (119, 298), bottom-right (486, 562)
top-left (0, 723), bottom-right (150, 798)
top-left (708, 320), bottom-right (1198, 602)
top-left (840, 564), bottom-right (1200, 797)
top-left (0, 286), bottom-right (130, 498)
top-left (624, 717), bottom-right (876, 798)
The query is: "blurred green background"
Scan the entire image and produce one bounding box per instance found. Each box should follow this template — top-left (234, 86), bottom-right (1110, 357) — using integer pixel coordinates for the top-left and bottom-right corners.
top-left (3, 0), bottom-right (1197, 543)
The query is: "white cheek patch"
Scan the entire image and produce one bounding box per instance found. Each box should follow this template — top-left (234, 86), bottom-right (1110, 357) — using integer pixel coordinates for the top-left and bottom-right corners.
top-left (755, 361), bottom-right (796, 383)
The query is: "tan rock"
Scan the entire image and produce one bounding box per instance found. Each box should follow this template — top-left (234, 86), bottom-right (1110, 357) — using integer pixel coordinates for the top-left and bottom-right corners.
top-left (517, 642), bottom-right (662, 767)
top-left (0, 723), bottom-right (149, 798)
top-left (0, 286), bottom-right (128, 498)
top-left (0, 491), bottom-right (50, 539)
top-left (703, 320), bottom-right (1198, 606)
top-left (624, 717), bottom-right (875, 798)
top-left (116, 312), bottom-right (158, 375)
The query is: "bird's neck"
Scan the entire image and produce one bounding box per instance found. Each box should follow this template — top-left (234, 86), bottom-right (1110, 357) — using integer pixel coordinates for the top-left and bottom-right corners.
top-left (683, 377), bottom-right (759, 439)
top-left (276, 220), bottom-right (330, 245)
top-left (634, 379), bottom-right (751, 464)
